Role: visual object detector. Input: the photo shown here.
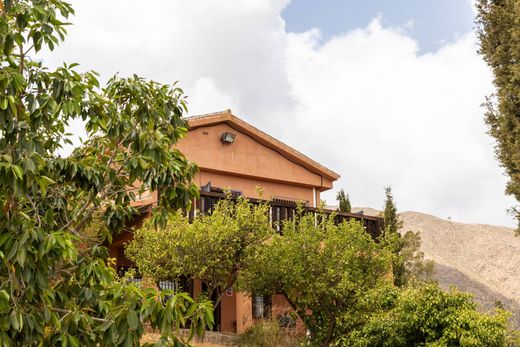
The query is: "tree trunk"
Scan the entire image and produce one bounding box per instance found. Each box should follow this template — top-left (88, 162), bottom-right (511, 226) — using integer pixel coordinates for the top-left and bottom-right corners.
top-left (214, 289), bottom-right (225, 308)
top-left (321, 316), bottom-right (336, 347)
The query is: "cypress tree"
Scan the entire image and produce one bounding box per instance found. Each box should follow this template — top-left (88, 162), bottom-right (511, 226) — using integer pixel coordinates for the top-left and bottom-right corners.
top-left (477, 0), bottom-right (520, 232)
top-left (381, 187), bottom-right (433, 287)
top-left (383, 186), bottom-right (400, 234)
top-left (336, 189), bottom-right (352, 213)
top-left (383, 187), bottom-right (405, 286)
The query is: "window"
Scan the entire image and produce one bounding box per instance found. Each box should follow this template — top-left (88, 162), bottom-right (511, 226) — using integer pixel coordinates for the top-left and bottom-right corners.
top-left (252, 295), bottom-right (272, 319)
top-left (157, 276), bottom-right (193, 297)
top-left (157, 279), bottom-right (182, 292)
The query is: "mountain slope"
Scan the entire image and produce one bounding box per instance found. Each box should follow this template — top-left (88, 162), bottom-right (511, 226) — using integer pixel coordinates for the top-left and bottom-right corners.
top-left (353, 207), bottom-right (520, 326)
top-left (399, 211), bottom-right (520, 302)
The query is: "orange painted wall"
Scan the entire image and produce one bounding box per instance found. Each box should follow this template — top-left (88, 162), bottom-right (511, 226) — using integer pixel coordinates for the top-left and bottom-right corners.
top-left (177, 123), bottom-right (323, 188)
top-left (235, 292), bottom-right (253, 334)
top-left (271, 294), bottom-right (306, 333)
top-left (195, 171), bottom-right (316, 206)
top-left (220, 291), bottom-right (237, 333)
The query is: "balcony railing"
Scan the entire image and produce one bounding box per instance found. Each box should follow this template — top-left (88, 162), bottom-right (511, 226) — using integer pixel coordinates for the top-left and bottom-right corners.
top-left (191, 191), bottom-right (384, 239)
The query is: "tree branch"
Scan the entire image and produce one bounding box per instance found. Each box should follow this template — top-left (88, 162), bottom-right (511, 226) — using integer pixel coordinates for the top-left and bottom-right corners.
top-left (52, 308), bottom-right (109, 323)
top-left (62, 122), bottom-right (141, 234)
top-left (26, 194), bottom-right (41, 227)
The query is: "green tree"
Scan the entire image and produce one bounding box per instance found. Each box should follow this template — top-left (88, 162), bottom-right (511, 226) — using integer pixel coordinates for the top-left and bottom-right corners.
top-left (0, 0), bottom-right (212, 345)
top-left (477, 0), bottom-right (520, 232)
top-left (381, 187), bottom-right (433, 287)
top-left (336, 189), bottom-right (351, 213)
top-left (240, 211), bottom-right (392, 347)
top-left (338, 284), bottom-right (513, 347)
top-left (126, 196), bottom-right (274, 308)
top-left (383, 186), bottom-right (400, 234)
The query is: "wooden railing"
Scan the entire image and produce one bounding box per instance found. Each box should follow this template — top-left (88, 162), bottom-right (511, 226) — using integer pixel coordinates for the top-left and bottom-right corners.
top-left (192, 191), bottom-right (384, 239)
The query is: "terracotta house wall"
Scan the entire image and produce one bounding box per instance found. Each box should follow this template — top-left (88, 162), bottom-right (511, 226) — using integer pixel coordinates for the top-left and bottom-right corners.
top-left (176, 124), bottom-right (323, 188)
top-left (271, 294), bottom-right (306, 333)
top-left (220, 291), bottom-right (237, 333)
top-left (235, 293), bottom-right (253, 334)
top-left (195, 171), bottom-right (316, 206)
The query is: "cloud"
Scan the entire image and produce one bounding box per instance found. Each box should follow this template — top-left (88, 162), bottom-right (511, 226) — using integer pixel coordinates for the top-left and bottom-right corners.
top-left (284, 18), bottom-right (516, 226)
top-left (41, 0), bottom-right (293, 122)
top-left (41, 1), bottom-right (515, 227)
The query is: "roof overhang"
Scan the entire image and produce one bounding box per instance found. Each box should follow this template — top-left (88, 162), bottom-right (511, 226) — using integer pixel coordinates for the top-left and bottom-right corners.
top-left (185, 110), bottom-right (341, 183)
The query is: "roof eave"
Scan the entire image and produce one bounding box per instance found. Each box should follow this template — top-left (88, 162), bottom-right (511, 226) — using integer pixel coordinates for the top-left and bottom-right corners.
top-left (185, 110), bottom-right (341, 182)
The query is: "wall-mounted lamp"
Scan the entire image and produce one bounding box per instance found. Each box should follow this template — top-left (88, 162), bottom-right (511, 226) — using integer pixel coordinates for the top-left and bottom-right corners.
top-left (221, 132), bottom-right (236, 144)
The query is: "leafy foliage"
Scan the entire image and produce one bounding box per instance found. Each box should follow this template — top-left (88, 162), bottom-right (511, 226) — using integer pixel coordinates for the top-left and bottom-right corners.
top-left (240, 211), bottom-right (392, 347)
top-left (380, 187), bottom-right (433, 287)
top-left (384, 230), bottom-right (434, 287)
top-left (233, 320), bottom-right (301, 347)
top-left (336, 189), bottom-right (351, 213)
top-left (338, 284), bottom-right (513, 347)
top-left (0, 0), bottom-right (211, 345)
top-left (126, 196), bottom-right (273, 307)
top-left (477, 0), bottom-right (520, 232)
top-left (383, 186), bottom-right (401, 234)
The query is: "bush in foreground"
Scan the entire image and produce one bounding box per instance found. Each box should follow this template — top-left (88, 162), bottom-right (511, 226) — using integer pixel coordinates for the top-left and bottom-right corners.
top-left (233, 320), bottom-right (301, 347)
top-left (0, 0), bottom-right (211, 345)
top-left (337, 284), bottom-right (516, 347)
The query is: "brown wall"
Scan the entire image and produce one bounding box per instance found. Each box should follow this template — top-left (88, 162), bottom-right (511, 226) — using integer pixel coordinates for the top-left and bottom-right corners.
top-left (177, 124), bottom-right (323, 189)
top-left (195, 171), bottom-right (316, 206)
top-left (235, 293), bottom-right (253, 334)
top-left (271, 294), bottom-right (306, 334)
top-left (220, 290), bottom-right (237, 333)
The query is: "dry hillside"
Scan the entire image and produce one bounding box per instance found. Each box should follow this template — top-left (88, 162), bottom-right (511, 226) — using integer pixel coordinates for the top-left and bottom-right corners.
top-left (352, 207), bottom-right (520, 327)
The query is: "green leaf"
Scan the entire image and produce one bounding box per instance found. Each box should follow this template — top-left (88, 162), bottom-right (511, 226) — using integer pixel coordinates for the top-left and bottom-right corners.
top-left (0, 290), bottom-right (9, 313)
top-left (40, 175), bottom-right (56, 185)
top-left (36, 175), bottom-right (56, 196)
top-left (8, 96), bottom-right (17, 116)
top-left (23, 158), bottom-right (36, 173)
top-left (9, 310), bottom-right (22, 331)
top-left (2, 155), bottom-right (12, 164)
top-left (16, 247), bottom-right (26, 266)
top-left (127, 309), bottom-right (139, 330)
top-left (96, 318), bottom-right (112, 332)
top-left (61, 334), bottom-right (68, 347)
top-left (11, 165), bottom-right (23, 180)
top-left (67, 335), bottom-right (79, 347)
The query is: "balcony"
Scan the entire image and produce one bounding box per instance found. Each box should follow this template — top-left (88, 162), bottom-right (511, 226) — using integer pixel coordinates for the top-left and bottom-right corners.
top-left (192, 191), bottom-right (384, 239)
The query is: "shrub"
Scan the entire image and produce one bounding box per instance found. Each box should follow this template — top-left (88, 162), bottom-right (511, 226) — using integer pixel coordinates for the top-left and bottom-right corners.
top-left (234, 320), bottom-right (302, 347)
top-left (240, 212), bottom-right (393, 346)
top-left (337, 284), bottom-right (514, 347)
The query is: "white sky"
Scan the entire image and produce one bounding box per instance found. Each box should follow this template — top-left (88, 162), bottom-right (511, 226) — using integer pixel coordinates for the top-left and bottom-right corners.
top-left (40, 0), bottom-right (517, 227)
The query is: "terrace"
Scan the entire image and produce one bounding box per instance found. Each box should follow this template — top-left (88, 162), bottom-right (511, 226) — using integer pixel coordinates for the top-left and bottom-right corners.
top-left (192, 190), bottom-right (384, 239)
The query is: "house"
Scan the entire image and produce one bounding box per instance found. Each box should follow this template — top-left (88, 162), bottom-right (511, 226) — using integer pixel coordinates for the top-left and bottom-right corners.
top-left (108, 109), bottom-right (383, 333)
